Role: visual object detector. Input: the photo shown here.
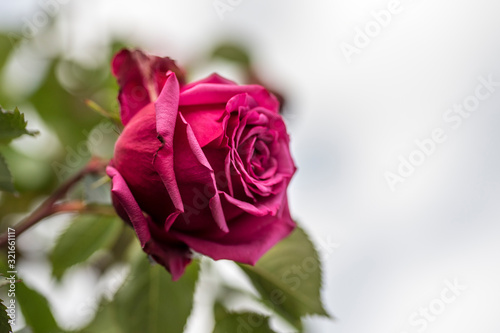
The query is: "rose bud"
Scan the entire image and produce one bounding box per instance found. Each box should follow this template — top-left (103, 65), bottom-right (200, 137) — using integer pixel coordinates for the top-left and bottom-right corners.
top-left (107, 49), bottom-right (296, 280)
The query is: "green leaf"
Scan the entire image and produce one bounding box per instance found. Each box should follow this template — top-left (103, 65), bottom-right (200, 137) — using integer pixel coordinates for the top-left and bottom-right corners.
top-left (50, 215), bottom-right (123, 279)
top-left (211, 43), bottom-right (251, 67)
top-left (112, 253), bottom-right (200, 333)
top-left (213, 303), bottom-right (276, 333)
top-left (0, 298), bottom-right (13, 333)
top-left (77, 301), bottom-right (123, 333)
top-left (0, 153), bottom-right (15, 193)
top-left (0, 107), bottom-right (39, 144)
top-left (16, 281), bottom-right (59, 333)
top-left (238, 226), bottom-right (330, 331)
top-left (0, 33), bottom-right (19, 77)
top-left (28, 60), bottom-right (102, 149)
top-left (0, 145), bottom-right (55, 194)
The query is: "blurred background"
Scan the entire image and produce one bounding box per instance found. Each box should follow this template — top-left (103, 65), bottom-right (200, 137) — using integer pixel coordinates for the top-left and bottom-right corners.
top-left (1, 0), bottom-right (500, 332)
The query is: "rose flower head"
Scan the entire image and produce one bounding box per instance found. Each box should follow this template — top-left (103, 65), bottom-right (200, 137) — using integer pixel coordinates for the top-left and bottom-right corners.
top-left (107, 49), bottom-right (296, 280)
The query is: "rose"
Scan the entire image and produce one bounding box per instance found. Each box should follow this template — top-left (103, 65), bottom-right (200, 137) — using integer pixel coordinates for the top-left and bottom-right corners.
top-left (107, 49), bottom-right (296, 280)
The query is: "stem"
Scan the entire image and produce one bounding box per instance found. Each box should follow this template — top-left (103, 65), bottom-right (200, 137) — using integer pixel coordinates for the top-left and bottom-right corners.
top-left (0, 157), bottom-right (108, 247)
top-left (53, 201), bottom-right (117, 216)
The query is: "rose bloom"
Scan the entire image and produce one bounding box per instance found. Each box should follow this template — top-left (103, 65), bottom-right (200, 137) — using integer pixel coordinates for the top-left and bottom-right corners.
top-left (107, 49), bottom-right (296, 280)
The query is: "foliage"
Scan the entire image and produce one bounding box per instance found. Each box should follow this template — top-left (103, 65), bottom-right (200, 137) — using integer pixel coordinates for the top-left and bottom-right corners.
top-left (0, 298), bottom-right (13, 333)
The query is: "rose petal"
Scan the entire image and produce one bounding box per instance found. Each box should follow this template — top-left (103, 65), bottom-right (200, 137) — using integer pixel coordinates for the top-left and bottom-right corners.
top-left (172, 113), bottom-right (229, 233)
top-left (181, 73), bottom-right (236, 91)
top-left (145, 242), bottom-right (191, 281)
top-left (143, 224), bottom-right (192, 281)
top-left (107, 166), bottom-right (151, 247)
top-left (170, 198), bottom-right (295, 264)
top-left (153, 72), bottom-right (184, 223)
top-left (179, 104), bottom-right (227, 147)
top-left (180, 84), bottom-right (280, 112)
top-left (221, 192), bottom-right (271, 216)
top-left (112, 49), bottom-right (185, 125)
top-left (107, 165), bottom-right (192, 281)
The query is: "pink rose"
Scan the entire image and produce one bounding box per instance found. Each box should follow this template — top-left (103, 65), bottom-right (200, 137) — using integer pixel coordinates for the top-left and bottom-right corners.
top-left (107, 49), bottom-right (296, 280)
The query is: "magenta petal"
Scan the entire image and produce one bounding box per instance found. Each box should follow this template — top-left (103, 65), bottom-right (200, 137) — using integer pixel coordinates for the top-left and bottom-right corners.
top-left (107, 166), bottom-right (151, 247)
top-left (221, 192), bottom-right (271, 216)
top-left (225, 93), bottom-right (258, 113)
top-left (171, 198), bottom-right (295, 264)
top-left (112, 49), bottom-right (186, 125)
top-left (175, 113), bottom-right (229, 233)
top-left (180, 84), bottom-right (280, 112)
top-left (153, 72), bottom-right (184, 216)
top-left (108, 165), bottom-right (191, 280)
top-left (181, 73), bottom-right (236, 91)
top-left (180, 104), bottom-right (227, 147)
top-left (144, 240), bottom-right (191, 281)
top-left (156, 72), bottom-right (180, 138)
top-left (112, 50), bottom-right (151, 125)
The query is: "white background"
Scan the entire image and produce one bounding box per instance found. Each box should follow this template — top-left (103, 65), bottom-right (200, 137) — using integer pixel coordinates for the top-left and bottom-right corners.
top-left (1, 0), bottom-right (500, 332)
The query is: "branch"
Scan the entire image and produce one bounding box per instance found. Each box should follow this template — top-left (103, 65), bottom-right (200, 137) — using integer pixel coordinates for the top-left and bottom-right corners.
top-left (0, 157), bottom-right (108, 247)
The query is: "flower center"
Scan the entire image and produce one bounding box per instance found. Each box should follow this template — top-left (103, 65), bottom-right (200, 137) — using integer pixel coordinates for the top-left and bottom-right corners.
top-left (238, 127), bottom-right (278, 180)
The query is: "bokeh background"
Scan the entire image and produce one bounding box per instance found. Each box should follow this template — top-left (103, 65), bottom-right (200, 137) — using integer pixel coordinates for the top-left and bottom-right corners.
top-left (1, 0), bottom-right (500, 332)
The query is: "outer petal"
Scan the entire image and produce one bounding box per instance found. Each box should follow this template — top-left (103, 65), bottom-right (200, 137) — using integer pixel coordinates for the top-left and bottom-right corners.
top-left (179, 104), bottom-right (227, 148)
top-left (107, 166), bottom-right (151, 247)
top-left (107, 165), bottom-right (191, 280)
top-left (180, 83), bottom-right (280, 113)
top-left (112, 49), bottom-right (185, 125)
top-left (181, 73), bottom-right (237, 91)
top-left (145, 241), bottom-right (191, 281)
top-left (153, 72), bottom-right (184, 229)
top-left (171, 197), bottom-right (295, 265)
top-left (143, 223), bottom-right (192, 281)
top-left (178, 80), bottom-right (255, 149)
top-left (172, 113), bottom-right (229, 233)
top-left (112, 103), bottom-right (177, 225)
top-left (154, 74), bottom-right (228, 233)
